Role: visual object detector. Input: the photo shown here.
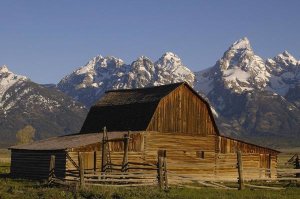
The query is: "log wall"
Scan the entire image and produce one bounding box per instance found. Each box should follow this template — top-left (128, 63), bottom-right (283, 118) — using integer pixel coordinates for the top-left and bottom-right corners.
top-left (10, 149), bottom-right (66, 179)
top-left (144, 132), bottom-right (217, 180)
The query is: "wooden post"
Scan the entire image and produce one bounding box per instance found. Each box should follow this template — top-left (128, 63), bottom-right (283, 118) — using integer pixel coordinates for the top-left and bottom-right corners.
top-left (122, 133), bottom-right (129, 172)
top-left (101, 127), bottom-right (107, 172)
top-left (157, 150), bottom-right (167, 190)
top-left (78, 153), bottom-right (85, 187)
top-left (163, 153), bottom-right (168, 190)
top-left (157, 156), bottom-right (163, 189)
top-left (93, 151), bottom-right (97, 173)
top-left (48, 155), bottom-right (55, 185)
top-left (296, 155), bottom-right (300, 178)
top-left (237, 150), bottom-right (244, 190)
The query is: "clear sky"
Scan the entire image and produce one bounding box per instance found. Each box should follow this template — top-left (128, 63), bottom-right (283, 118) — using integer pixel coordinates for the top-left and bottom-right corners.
top-left (0, 0), bottom-right (299, 83)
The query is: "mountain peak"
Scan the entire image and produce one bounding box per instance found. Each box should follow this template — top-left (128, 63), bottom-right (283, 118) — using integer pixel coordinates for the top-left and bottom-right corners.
top-left (161, 52), bottom-right (180, 60)
top-left (274, 50), bottom-right (298, 66)
top-left (230, 37), bottom-right (251, 50)
top-left (136, 55), bottom-right (151, 61)
top-left (0, 65), bottom-right (9, 74)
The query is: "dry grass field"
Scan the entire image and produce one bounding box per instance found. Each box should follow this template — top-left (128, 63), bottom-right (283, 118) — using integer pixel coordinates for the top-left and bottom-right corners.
top-left (0, 149), bottom-right (10, 164)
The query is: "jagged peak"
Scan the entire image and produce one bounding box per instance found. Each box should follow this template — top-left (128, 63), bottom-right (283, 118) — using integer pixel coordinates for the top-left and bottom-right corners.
top-left (0, 65), bottom-right (9, 73)
top-left (273, 50), bottom-right (298, 66)
top-left (160, 52), bottom-right (180, 60)
top-left (136, 55), bottom-right (152, 61)
top-left (230, 37), bottom-right (252, 50)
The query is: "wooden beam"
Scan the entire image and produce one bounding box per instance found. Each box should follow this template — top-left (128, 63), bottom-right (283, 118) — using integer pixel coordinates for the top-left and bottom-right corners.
top-left (101, 127), bottom-right (107, 172)
top-left (93, 151), bottom-right (97, 172)
top-left (237, 150), bottom-right (244, 190)
top-left (163, 154), bottom-right (168, 190)
top-left (296, 155), bottom-right (300, 178)
top-left (48, 155), bottom-right (55, 185)
top-left (78, 153), bottom-right (85, 187)
top-left (122, 133), bottom-right (129, 172)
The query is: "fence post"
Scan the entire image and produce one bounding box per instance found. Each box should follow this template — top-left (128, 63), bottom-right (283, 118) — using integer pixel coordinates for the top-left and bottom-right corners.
top-left (48, 155), bottom-right (55, 185)
top-left (237, 150), bottom-right (244, 190)
top-left (78, 153), bottom-right (85, 187)
top-left (157, 150), bottom-right (167, 190)
top-left (296, 155), bottom-right (300, 178)
top-left (93, 151), bottom-right (97, 173)
top-left (158, 156), bottom-right (163, 189)
top-left (163, 152), bottom-right (168, 190)
top-left (101, 127), bottom-right (107, 172)
top-left (122, 133), bottom-right (129, 172)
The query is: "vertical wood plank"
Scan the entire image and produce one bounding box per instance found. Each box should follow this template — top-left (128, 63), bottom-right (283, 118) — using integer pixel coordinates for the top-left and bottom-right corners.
top-left (237, 150), bottom-right (244, 190)
top-left (48, 155), bottom-right (55, 185)
top-left (122, 133), bottom-right (129, 172)
top-left (78, 153), bottom-right (85, 187)
top-left (93, 151), bottom-right (97, 172)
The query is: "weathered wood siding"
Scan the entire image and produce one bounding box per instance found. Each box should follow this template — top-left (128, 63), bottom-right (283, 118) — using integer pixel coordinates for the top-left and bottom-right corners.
top-left (144, 132), bottom-right (217, 180)
top-left (10, 150), bottom-right (66, 179)
top-left (147, 84), bottom-right (217, 136)
top-left (66, 133), bottom-right (145, 171)
top-left (216, 136), bottom-right (278, 155)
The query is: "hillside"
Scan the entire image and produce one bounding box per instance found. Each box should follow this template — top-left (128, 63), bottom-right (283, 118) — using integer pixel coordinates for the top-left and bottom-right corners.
top-left (0, 66), bottom-right (88, 147)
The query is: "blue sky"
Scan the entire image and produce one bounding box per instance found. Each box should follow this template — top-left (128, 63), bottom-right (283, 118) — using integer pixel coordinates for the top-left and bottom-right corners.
top-left (0, 0), bottom-right (299, 83)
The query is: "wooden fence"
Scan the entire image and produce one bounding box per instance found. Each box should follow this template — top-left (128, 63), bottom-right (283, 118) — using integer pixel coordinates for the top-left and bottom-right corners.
top-left (50, 150), bottom-right (168, 189)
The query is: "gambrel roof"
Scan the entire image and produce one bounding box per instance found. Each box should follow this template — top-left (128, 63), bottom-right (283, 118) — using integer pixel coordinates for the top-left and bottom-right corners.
top-left (80, 82), bottom-right (220, 135)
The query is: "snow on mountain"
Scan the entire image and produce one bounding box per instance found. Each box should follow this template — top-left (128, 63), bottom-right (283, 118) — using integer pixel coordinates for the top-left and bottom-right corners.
top-left (195, 37), bottom-right (270, 95)
top-left (58, 52), bottom-right (194, 107)
top-left (0, 65), bottom-right (27, 100)
top-left (266, 51), bottom-right (300, 95)
top-left (0, 65), bottom-right (87, 146)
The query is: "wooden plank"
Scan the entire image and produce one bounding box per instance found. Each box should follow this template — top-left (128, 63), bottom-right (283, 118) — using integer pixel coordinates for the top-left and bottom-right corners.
top-left (48, 155), bottom-right (55, 185)
top-left (78, 153), bottom-right (85, 187)
top-left (237, 150), bottom-right (244, 190)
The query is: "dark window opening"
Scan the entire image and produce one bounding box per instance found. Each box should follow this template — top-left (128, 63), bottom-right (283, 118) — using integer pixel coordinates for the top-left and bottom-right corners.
top-left (196, 151), bottom-right (205, 159)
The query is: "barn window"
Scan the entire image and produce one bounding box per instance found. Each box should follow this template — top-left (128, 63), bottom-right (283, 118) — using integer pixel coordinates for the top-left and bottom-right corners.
top-left (196, 151), bottom-right (205, 159)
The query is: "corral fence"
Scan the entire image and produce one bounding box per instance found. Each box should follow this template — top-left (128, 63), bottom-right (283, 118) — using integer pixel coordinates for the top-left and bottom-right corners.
top-left (47, 151), bottom-right (300, 190)
top-left (49, 149), bottom-right (168, 189)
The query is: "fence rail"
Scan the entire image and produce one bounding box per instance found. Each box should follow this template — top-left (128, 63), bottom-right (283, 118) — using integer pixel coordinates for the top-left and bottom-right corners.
top-left (48, 150), bottom-right (300, 190)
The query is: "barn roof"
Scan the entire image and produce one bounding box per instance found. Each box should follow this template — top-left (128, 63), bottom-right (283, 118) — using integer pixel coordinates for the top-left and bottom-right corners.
top-left (80, 83), bottom-right (184, 133)
top-left (9, 132), bottom-right (133, 151)
top-left (98, 82), bottom-right (183, 106)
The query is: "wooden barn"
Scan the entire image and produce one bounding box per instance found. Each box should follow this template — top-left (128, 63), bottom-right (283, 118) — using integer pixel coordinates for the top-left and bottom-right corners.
top-left (9, 82), bottom-right (279, 182)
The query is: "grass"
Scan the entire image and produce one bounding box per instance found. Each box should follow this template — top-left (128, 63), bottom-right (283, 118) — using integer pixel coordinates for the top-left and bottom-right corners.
top-left (0, 149), bottom-right (11, 164)
top-left (0, 162), bottom-right (299, 199)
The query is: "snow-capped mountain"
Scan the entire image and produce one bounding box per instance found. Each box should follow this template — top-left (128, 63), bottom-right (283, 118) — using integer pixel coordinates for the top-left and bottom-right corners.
top-left (266, 51), bottom-right (300, 96)
top-left (56, 39), bottom-right (300, 147)
top-left (58, 52), bottom-right (194, 107)
top-left (0, 65), bottom-right (88, 147)
top-left (1, 37), bottom-right (298, 147)
top-left (194, 38), bottom-right (300, 146)
top-left (195, 37), bottom-right (270, 95)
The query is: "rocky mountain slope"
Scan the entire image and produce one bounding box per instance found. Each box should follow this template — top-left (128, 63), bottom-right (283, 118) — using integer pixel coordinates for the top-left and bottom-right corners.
top-left (57, 38), bottom-right (300, 147)
top-left (195, 38), bottom-right (300, 147)
top-left (57, 52), bottom-right (195, 107)
top-left (0, 66), bottom-right (88, 147)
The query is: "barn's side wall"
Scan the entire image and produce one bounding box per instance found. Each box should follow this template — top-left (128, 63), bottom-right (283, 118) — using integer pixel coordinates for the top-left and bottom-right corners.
top-left (10, 149), bottom-right (66, 179)
top-left (215, 136), bottom-right (278, 180)
top-left (66, 133), bottom-right (145, 171)
top-left (144, 132), bottom-right (217, 180)
top-left (147, 85), bottom-right (217, 136)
